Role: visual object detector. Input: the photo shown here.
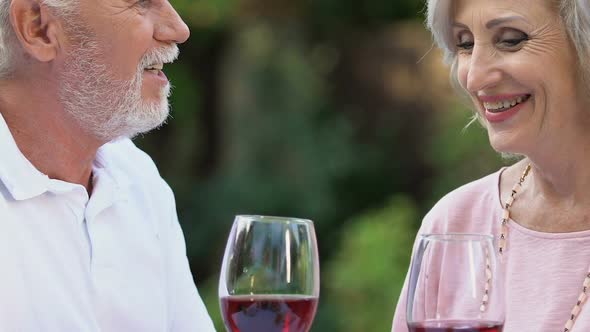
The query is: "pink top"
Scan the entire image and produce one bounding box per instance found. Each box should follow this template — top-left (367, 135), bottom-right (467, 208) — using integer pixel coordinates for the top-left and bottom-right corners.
top-left (391, 169), bottom-right (590, 332)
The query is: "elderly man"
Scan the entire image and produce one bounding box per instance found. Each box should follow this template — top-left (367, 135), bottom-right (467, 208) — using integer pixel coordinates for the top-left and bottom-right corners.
top-left (0, 0), bottom-right (215, 331)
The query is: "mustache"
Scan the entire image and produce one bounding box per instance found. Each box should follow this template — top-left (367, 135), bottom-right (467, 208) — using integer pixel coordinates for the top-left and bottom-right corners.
top-left (140, 44), bottom-right (180, 69)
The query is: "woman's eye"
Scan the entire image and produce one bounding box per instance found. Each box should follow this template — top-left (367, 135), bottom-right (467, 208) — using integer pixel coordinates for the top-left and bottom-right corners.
top-left (455, 33), bottom-right (474, 50)
top-left (500, 38), bottom-right (527, 46)
top-left (498, 30), bottom-right (529, 48)
top-left (456, 41), bottom-right (474, 50)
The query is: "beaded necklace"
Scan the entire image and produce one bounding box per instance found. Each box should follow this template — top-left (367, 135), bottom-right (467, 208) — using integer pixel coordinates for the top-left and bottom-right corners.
top-left (499, 164), bottom-right (590, 332)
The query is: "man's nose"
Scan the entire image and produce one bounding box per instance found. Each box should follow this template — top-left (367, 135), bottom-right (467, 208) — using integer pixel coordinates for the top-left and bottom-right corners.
top-left (154, 2), bottom-right (190, 45)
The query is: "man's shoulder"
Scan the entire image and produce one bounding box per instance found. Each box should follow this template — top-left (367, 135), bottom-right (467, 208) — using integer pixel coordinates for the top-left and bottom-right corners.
top-left (97, 138), bottom-right (167, 189)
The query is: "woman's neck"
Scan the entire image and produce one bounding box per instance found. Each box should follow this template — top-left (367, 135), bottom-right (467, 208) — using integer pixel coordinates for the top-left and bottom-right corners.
top-left (503, 155), bottom-right (590, 233)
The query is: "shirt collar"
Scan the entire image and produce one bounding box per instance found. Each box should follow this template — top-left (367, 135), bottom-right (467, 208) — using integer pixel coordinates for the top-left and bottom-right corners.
top-left (0, 113), bottom-right (131, 202)
top-left (0, 113), bottom-right (50, 200)
top-left (93, 141), bottom-right (132, 200)
top-left (83, 140), bottom-right (133, 221)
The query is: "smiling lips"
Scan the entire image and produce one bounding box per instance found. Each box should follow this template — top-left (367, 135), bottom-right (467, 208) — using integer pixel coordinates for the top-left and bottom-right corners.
top-left (479, 94), bottom-right (531, 123)
top-left (143, 63), bottom-right (168, 82)
top-left (144, 63), bottom-right (164, 75)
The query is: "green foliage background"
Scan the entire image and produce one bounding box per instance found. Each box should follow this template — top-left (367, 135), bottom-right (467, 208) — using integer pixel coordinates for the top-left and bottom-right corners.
top-left (135, 0), bottom-right (507, 330)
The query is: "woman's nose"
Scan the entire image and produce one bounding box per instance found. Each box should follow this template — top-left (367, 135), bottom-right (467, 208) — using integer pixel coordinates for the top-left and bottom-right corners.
top-left (464, 45), bottom-right (503, 93)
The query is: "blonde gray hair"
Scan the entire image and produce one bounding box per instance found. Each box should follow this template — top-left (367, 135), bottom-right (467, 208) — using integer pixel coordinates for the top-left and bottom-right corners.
top-left (426, 0), bottom-right (590, 125)
top-left (426, 0), bottom-right (590, 64)
top-left (0, 0), bottom-right (77, 78)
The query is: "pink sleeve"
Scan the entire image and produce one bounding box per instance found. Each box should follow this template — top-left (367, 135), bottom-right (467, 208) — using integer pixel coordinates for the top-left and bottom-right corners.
top-left (391, 172), bottom-right (500, 331)
top-left (391, 272), bottom-right (409, 332)
top-left (392, 202), bottom-right (440, 332)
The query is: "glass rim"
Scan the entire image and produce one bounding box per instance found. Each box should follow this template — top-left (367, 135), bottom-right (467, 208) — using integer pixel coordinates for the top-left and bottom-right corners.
top-left (235, 214), bottom-right (314, 225)
top-left (419, 232), bottom-right (493, 242)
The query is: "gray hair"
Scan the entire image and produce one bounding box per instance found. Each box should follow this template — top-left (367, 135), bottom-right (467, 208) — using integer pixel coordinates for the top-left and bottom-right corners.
top-left (426, 0), bottom-right (590, 126)
top-left (0, 0), bottom-right (77, 78)
top-left (426, 0), bottom-right (590, 65)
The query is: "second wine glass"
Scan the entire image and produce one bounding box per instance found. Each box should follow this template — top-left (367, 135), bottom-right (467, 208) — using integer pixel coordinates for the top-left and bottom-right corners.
top-left (406, 233), bottom-right (504, 332)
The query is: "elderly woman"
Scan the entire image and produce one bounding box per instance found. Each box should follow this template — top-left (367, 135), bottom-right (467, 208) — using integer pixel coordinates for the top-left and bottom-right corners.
top-left (391, 0), bottom-right (590, 331)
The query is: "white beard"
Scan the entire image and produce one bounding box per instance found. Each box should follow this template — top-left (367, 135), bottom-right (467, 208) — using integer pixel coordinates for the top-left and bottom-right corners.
top-left (58, 37), bottom-right (179, 141)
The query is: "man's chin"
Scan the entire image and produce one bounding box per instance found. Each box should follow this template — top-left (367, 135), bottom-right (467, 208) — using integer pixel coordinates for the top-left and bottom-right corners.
top-left (142, 84), bottom-right (171, 103)
top-left (95, 103), bottom-right (170, 141)
top-left (124, 113), bottom-right (170, 139)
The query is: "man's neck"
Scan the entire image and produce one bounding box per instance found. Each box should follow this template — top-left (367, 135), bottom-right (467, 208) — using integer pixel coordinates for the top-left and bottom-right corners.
top-left (0, 79), bottom-right (103, 193)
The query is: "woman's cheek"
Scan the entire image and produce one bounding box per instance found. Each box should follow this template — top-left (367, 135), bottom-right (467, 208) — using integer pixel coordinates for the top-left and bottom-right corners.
top-left (456, 61), bottom-right (469, 91)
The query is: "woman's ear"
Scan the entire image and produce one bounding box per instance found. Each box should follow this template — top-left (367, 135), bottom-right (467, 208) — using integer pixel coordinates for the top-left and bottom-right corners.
top-left (10, 0), bottom-right (63, 63)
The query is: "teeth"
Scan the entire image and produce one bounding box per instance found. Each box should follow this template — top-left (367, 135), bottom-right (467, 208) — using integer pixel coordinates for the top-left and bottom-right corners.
top-left (483, 95), bottom-right (529, 111)
top-left (145, 63), bottom-right (164, 71)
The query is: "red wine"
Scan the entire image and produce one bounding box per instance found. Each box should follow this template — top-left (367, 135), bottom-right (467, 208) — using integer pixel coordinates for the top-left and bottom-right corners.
top-left (220, 295), bottom-right (318, 332)
top-left (407, 320), bottom-right (504, 332)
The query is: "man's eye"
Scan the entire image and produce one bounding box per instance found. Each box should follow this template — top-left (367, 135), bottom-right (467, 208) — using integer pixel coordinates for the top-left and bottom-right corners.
top-left (136, 0), bottom-right (152, 7)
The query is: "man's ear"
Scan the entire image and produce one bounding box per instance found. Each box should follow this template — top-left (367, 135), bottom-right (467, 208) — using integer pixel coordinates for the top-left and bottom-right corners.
top-left (10, 0), bottom-right (63, 63)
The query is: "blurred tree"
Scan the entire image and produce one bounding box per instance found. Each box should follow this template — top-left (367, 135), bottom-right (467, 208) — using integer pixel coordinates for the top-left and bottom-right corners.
top-left (307, 0), bottom-right (423, 31)
top-left (134, 0), bottom-right (507, 330)
top-left (314, 195), bottom-right (417, 331)
top-left (424, 105), bottom-right (506, 209)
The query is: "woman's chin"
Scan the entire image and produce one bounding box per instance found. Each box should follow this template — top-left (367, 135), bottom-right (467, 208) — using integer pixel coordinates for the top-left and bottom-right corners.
top-left (487, 132), bottom-right (525, 156)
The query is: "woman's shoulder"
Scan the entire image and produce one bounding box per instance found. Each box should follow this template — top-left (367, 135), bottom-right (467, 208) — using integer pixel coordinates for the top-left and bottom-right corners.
top-left (420, 168), bottom-right (505, 234)
top-left (432, 168), bottom-right (504, 211)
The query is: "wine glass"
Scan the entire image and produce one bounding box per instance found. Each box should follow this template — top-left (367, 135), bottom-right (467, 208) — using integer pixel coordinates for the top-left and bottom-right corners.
top-left (219, 215), bottom-right (320, 332)
top-left (406, 233), bottom-right (504, 332)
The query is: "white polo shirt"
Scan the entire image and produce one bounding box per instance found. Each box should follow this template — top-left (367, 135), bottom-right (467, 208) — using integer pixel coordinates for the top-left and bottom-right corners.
top-left (0, 114), bottom-right (215, 332)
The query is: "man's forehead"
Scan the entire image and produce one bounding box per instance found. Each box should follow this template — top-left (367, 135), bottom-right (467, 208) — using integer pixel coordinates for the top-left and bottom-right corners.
top-left (76, 0), bottom-right (139, 9)
top-left (75, 0), bottom-right (143, 16)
